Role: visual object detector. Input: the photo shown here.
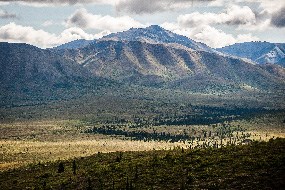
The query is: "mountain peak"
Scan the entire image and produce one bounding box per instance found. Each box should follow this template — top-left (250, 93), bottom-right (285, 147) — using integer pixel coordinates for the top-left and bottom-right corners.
top-left (101, 25), bottom-right (213, 52)
top-left (145, 25), bottom-right (164, 31)
top-left (54, 25), bottom-right (214, 52)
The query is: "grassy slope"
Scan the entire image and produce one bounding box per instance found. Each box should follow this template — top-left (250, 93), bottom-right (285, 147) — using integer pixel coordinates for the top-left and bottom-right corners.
top-left (0, 138), bottom-right (284, 190)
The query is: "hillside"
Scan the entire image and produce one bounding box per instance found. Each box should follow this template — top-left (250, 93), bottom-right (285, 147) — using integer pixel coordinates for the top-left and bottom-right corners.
top-left (0, 138), bottom-right (284, 190)
top-left (217, 42), bottom-right (285, 67)
top-left (0, 42), bottom-right (112, 105)
top-left (0, 43), bottom-right (91, 87)
top-left (60, 39), bottom-right (285, 92)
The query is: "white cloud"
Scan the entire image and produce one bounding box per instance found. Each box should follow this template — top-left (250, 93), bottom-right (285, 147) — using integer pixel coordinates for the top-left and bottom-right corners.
top-left (58, 27), bottom-right (96, 42)
top-left (160, 4), bottom-right (261, 48)
top-left (0, 22), bottom-right (57, 47)
top-left (162, 22), bottom-right (259, 48)
top-left (178, 5), bottom-right (256, 27)
top-left (176, 4), bottom-right (272, 34)
top-left (256, 0), bottom-right (285, 14)
top-left (42, 20), bottom-right (54, 27)
top-left (207, 0), bottom-right (285, 12)
top-left (193, 26), bottom-right (237, 48)
top-left (236, 33), bottom-right (259, 42)
top-left (0, 22), bottom-right (102, 48)
top-left (207, 0), bottom-right (226, 7)
top-left (65, 8), bottom-right (144, 32)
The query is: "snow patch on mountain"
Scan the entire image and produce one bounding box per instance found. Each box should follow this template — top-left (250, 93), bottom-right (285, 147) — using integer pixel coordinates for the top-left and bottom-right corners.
top-left (258, 46), bottom-right (285, 64)
top-left (217, 42), bottom-right (285, 67)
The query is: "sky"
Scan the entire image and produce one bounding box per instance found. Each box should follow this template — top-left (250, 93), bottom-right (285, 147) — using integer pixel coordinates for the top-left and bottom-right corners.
top-left (0, 0), bottom-right (284, 48)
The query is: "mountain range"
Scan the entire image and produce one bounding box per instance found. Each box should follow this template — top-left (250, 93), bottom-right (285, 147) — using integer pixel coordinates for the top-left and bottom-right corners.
top-left (217, 42), bottom-right (285, 67)
top-left (1, 25), bottom-right (285, 105)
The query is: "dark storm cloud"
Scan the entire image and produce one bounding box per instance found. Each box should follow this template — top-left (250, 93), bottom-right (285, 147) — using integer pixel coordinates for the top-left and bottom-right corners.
top-left (116, 0), bottom-right (215, 14)
top-left (66, 8), bottom-right (89, 28)
top-left (0, 0), bottom-right (215, 13)
top-left (116, 0), bottom-right (166, 14)
top-left (271, 7), bottom-right (285, 28)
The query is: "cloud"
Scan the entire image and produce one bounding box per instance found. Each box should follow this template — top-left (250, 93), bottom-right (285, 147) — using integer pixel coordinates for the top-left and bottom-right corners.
top-left (236, 33), bottom-right (259, 42)
top-left (162, 22), bottom-right (259, 48)
top-left (116, 0), bottom-right (168, 14)
top-left (0, 2), bottom-right (9, 5)
top-left (0, 0), bottom-right (113, 5)
top-left (176, 4), bottom-right (272, 32)
top-left (42, 20), bottom-right (54, 27)
top-left (178, 5), bottom-right (256, 27)
top-left (115, 0), bottom-right (215, 14)
top-left (0, 22), bottom-right (102, 48)
top-left (0, 22), bottom-right (56, 47)
top-left (192, 25), bottom-right (237, 48)
top-left (0, 0), bottom-right (214, 10)
top-left (207, 0), bottom-right (226, 7)
top-left (271, 7), bottom-right (285, 28)
top-left (65, 8), bottom-right (144, 32)
top-left (256, 0), bottom-right (285, 14)
top-left (207, 0), bottom-right (285, 11)
top-left (0, 9), bottom-right (17, 19)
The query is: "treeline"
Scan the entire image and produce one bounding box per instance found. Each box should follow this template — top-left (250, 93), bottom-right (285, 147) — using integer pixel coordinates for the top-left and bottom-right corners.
top-left (84, 122), bottom-right (245, 143)
top-left (85, 126), bottom-right (191, 142)
top-left (152, 106), bottom-right (272, 126)
top-left (82, 105), bottom-right (277, 127)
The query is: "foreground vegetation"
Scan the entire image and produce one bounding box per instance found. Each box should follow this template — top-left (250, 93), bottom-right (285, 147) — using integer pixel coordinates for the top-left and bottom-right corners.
top-left (0, 112), bottom-right (284, 171)
top-left (0, 138), bottom-right (284, 189)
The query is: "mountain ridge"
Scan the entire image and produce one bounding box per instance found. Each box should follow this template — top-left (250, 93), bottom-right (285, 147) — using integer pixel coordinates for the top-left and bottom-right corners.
top-left (54, 25), bottom-right (215, 53)
top-left (101, 25), bottom-right (215, 52)
top-left (217, 41), bottom-right (285, 67)
top-left (59, 39), bottom-right (285, 93)
top-left (1, 26), bottom-right (285, 105)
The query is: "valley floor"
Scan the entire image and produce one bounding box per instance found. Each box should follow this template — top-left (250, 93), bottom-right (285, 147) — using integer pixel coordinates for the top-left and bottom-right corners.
top-left (0, 112), bottom-right (284, 171)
